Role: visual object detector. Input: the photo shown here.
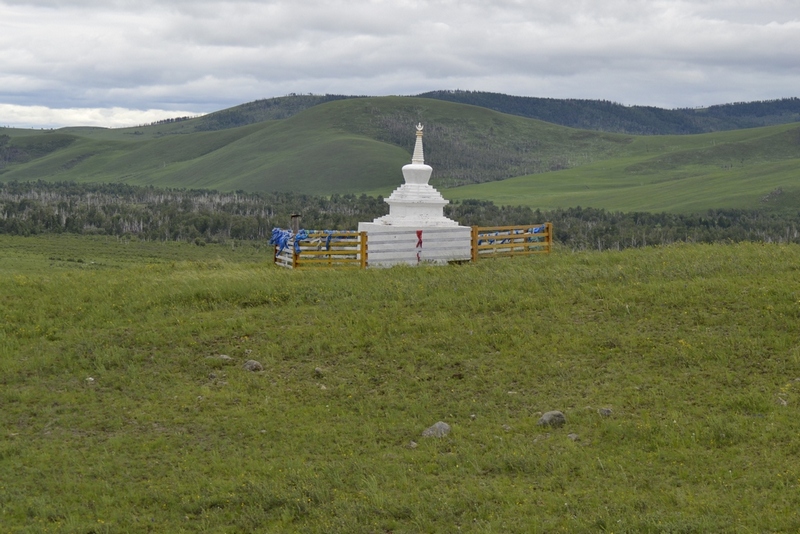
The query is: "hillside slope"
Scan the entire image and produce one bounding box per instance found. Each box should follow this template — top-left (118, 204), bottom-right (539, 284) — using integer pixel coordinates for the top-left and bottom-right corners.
top-left (0, 97), bottom-right (638, 194)
top-left (445, 123), bottom-right (800, 213)
top-left (63, 91), bottom-right (800, 136)
top-left (2, 97), bottom-right (799, 213)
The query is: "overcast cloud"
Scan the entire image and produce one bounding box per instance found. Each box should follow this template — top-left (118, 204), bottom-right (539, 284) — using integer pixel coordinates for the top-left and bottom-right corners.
top-left (1, 0), bottom-right (798, 128)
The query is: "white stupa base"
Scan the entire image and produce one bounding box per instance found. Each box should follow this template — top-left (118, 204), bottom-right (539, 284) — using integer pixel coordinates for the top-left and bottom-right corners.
top-left (358, 222), bottom-right (471, 267)
top-left (367, 212), bottom-right (461, 227)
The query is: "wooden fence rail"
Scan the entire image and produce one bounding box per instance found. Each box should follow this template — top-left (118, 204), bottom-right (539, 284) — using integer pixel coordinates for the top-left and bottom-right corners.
top-left (274, 224), bottom-right (551, 269)
top-left (274, 230), bottom-right (366, 269)
top-left (471, 223), bottom-right (552, 261)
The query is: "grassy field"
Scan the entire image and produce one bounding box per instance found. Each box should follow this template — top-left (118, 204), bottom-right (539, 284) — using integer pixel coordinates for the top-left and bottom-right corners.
top-left (2, 235), bottom-right (800, 532)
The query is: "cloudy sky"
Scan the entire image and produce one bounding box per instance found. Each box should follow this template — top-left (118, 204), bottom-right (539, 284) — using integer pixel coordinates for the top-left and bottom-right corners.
top-left (2, 0), bottom-right (798, 129)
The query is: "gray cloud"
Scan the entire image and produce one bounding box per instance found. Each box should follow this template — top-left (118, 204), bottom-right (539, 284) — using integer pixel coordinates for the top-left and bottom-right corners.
top-left (1, 0), bottom-right (798, 127)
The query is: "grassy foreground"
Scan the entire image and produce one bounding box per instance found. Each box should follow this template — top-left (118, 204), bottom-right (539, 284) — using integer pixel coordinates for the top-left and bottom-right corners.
top-left (2, 236), bottom-right (800, 532)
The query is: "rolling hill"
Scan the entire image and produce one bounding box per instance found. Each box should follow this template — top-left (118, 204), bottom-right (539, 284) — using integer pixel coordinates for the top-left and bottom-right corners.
top-left (443, 123), bottom-right (800, 213)
top-left (2, 95), bottom-right (799, 214)
top-left (0, 97), bottom-right (641, 194)
top-left (61, 90), bottom-right (800, 136)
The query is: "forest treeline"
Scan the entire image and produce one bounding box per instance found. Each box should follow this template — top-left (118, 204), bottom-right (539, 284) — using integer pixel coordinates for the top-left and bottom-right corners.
top-left (446, 200), bottom-right (800, 250)
top-left (0, 181), bottom-right (387, 243)
top-left (2, 181), bottom-right (799, 251)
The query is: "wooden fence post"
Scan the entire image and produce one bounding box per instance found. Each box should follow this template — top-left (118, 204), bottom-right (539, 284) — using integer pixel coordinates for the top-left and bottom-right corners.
top-left (359, 231), bottom-right (368, 269)
top-left (471, 226), bottom-right (479, 262)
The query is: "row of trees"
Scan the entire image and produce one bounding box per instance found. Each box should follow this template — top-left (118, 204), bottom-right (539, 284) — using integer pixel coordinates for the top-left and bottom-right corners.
top-left (446, 201), bottom-right (800, 250)
top-left (2, 181), bottom-right (799, 249)
top-left (0, 181), bottom-right (387, 242)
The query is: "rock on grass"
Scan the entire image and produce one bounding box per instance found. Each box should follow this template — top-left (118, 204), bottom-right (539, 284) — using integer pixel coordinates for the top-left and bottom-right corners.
top-left (422, 421), bottom-right (451, 438)
top-left (537, 411), bottom-right (566, 427)
top-left (242, 360), bottom-right (263, 372)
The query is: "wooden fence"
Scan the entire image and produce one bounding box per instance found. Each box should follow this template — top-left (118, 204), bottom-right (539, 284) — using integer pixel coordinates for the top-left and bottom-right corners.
top-left (471, 223), bottom-right (552, 261)
top-left (274, 230), bottom-right (366, 269)
top-left (274, 224), bottom-right (551, 269)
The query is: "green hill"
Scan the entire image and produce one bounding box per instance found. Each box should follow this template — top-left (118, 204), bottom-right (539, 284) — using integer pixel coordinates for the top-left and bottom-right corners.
top-left (117, 91), bottom-right (800, 136)
top-left (62, 91), bottom-right (800, 136)
top-left (444, 123), bottom-right (800, 213)
top-left (0, 97), bottom-right (638, 194)
top-left (2, 96), bottom-right (799, 213)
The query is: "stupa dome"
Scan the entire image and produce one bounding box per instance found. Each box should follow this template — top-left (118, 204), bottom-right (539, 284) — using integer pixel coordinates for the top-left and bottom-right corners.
top-left (367, 124), bottom-right (458, 227)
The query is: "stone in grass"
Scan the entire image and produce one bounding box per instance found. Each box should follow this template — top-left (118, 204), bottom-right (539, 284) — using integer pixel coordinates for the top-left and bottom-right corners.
top-left (242, 360), bottom-right (264, 372)
top-left (568, 433), bottom-right (580, 442)
top-left (207, 354), bottom-right (233, 362)
top-left (598, 408), bottom-right (613, 417)
top-left (422, 421), bottom-right (451, 438)
top-left (537, 411), bottom-right (566, 428)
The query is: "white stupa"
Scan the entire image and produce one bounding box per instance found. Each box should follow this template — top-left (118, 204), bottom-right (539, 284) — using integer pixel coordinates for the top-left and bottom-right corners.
top-left (358, 124), bottom-right (471, 266)
top-left (367, 123), bottom-right (460, 227)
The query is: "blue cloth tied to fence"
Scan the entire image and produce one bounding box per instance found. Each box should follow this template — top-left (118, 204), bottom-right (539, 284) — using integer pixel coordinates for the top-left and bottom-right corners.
top-left (294, 229), bottom-right (309, 254)
top-left (270, 228), bottom-right (309, 256)
top-left (269, 228), bottom-right (292, 255)
top-left (324, 230), bottom-right (336, 251)
top-left (529, 225), bottom-right (545, 242)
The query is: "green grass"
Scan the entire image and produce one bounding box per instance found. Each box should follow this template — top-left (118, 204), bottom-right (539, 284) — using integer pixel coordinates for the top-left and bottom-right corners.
top-left (444, 123), bottom-right (800, 213)
top-left (2, 235), bottom-right (800, 532)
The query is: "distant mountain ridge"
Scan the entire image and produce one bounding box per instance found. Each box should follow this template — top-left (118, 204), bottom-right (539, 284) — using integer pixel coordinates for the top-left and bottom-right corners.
top-left (418, 91), bottom-right (800, 135)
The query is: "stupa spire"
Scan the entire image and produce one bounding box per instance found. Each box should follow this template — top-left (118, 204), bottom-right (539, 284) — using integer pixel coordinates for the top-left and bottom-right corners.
top-left (411, 123), bottom-right (425, 164)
